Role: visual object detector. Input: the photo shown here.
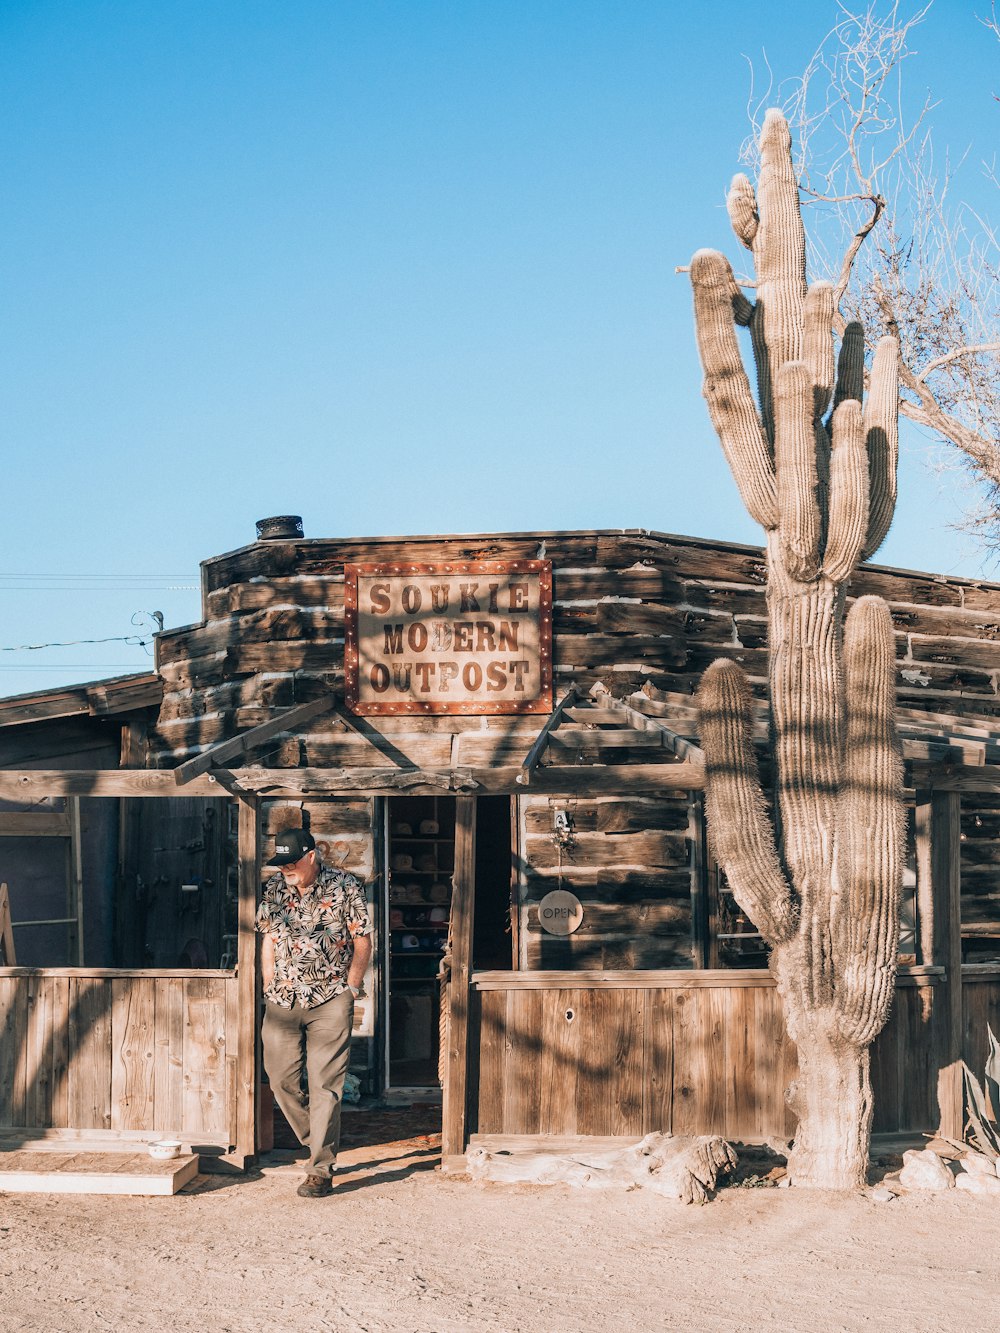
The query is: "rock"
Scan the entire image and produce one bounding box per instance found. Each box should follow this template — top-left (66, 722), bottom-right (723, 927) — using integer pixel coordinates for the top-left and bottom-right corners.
top-left (961, 1152), bottom-right (998, 1177)
top-left (865, 1186), bottom-right (895, 1203)
top-left (956, 1171), bottom-right (1000, 1196)
top-left (898, 1149), bottom-right (955, 1192)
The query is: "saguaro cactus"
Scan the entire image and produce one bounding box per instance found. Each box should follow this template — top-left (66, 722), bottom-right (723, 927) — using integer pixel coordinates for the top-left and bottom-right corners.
top-left (691, 109), bottom-right (904, 1190)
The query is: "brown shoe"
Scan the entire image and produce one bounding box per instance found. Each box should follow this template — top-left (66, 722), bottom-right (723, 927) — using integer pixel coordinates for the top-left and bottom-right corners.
top-left (296, 1173), bottom-right (333, 1198)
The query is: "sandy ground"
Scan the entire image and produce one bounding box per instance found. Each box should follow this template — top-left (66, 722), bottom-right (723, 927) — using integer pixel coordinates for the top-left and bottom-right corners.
top-left (2, 1127), bottom-right (999, 1333)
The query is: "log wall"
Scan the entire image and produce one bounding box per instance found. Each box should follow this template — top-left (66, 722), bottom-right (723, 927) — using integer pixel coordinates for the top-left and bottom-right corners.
top-left (0, 969), bottom-right (237, 1146)
top-left (149, 530), bottom-right (1000, 769)
top-left (517, 794), bottom-right (695, 969)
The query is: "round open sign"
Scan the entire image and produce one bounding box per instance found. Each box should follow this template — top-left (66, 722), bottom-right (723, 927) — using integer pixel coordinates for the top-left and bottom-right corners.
top-left (537, 889), bottom-right (584, 936)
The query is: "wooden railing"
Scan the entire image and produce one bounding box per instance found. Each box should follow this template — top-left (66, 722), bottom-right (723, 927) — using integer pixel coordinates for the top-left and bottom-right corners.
top-left (0, 968), bottom-right (238, 1148)
top-left (468, 967), bottom-right (951, 1141)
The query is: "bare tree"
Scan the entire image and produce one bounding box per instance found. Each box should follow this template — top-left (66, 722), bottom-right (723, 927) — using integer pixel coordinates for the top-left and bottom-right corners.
top-left (743, 3), bottom-right (1000, 542)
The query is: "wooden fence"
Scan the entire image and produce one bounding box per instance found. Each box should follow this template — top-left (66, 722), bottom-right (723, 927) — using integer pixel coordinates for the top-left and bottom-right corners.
top-left (469, 967), bottom-right (959, 1142)
top-left (0, 969), bottom-right (238, 1148)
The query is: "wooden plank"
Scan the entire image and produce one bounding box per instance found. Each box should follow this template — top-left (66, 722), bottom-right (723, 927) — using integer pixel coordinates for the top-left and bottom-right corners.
top-left (235, 797), bottom-right (260, 1163)
top-left (753, 986), bottom-right (789, 1140)
top-left (523, 829), bottom-right (687, 870)
top-left (574, 989), bottom-right (614, 1135)
top-left (153, 978), bottom-right (185, 1135)
top-left (931, 791), bottom-right (964, 1138)
top-left (0, 813), bottom-right (70, 837)
top-left (50, 975), bottom-right (70, 1129)
top-left (608, 988), bottom-right (643, 1136)
top-left (0, 761), bottom-right (709, 800)
top-left (474, 991), bottom-right (506, 1136)
top-left (173, 695), bottom-right (336, 784)
top-left (671, 989), bottom-right (716, 1136)
top-left (501, 989), bottom-right (543, 1136)
top-left (110, 978), bottom-right (156, 1132)
top-left (183, 978), bottom-right (228, 1137)
top-left (537, 990), bottom-right (580, 1137)
top-left (473, 969), bottom-right (775, 989)
top-left (441, 797), bottom-right (476, 1158)
top-left (0, 1151), bottom-right (198, 1195)
top-left (68, 977), bottom-right (112, 1131)
top-left (870, 1005), bottom-right (900, 1134)
top-left (726, 986), bottom-right (755, 1140)
top-left (0, 884), bottom-right (14, 965)
top-left (642, 989), bottom-right (673, 1134)
top-left (516, 685), bottom-right (578, 786)
top-left (27, 975), bottom-right (53, 1128)
top-left (0, 977), bottom-right (21, 1125)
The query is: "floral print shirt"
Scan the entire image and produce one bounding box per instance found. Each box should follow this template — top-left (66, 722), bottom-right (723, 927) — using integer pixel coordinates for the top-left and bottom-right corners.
top-left (255, 863), bottom-right (372, 1008)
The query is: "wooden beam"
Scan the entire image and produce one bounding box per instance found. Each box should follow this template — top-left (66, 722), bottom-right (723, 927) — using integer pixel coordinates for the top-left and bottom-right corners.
top-left (516, 684), bottom-right (577, 786)
top-left (235, 796), bottom-right (261, 1167)
top-left (0, 812), bottom-right (70, 837)
top-left (0, 760), bottom-right (707, 801)
top-left (0, 883), bottom-right (15, 965)
top-left (604, 695), bottom-right (706, 763)
top-left (442, 796), bottom-right (476, 1164)
top-left (930, 789), bottom-right (964, 1140)
top-left (328, 706), bottom-right (418, 769)
top-left (173, 695), bottom-right (336, 785)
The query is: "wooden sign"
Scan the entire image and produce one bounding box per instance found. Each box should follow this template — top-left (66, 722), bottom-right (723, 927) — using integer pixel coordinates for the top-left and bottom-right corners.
top-left (537, 889), bottom-right (584, 935)
top-left (344, 560), bottom-right (553, 715)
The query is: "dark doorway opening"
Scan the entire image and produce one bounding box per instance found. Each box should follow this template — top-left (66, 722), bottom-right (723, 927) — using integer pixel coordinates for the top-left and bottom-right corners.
top-left (384, 795), bottom-right (512, 1089)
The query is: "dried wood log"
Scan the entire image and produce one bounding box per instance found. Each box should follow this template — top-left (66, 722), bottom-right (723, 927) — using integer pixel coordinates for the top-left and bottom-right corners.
top-left (466, 1132), bottom-right (737, 1205)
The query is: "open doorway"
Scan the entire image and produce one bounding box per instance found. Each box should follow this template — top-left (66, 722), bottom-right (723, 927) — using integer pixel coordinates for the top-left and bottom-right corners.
top-left (383, 795), bottom-right (512, 1091)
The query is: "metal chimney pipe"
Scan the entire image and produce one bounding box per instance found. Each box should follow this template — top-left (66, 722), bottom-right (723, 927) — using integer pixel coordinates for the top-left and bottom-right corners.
top-left (255, 515), bottom-right (304, 542)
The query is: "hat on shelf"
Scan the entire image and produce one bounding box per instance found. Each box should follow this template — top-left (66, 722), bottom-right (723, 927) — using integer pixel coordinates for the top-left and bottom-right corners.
top-left (418, 819), bottom-right (439, 836)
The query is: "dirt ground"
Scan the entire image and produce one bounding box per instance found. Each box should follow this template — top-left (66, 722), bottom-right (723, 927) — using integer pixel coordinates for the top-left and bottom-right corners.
top-left (2, 1116), bottom-right (999, 1333)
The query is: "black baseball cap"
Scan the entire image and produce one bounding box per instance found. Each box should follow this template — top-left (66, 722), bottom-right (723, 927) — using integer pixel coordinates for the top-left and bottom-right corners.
top-left (269, 828), bottom-right (317, 866)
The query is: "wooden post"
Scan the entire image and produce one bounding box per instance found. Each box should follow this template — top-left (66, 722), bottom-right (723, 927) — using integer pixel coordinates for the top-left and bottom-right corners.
top-left (929, 789), bottom-right (964, 1139)
top-left (441, 796), bottom-right (476, 1170)
top-left (68, 797), bottom-right (84, 965)
top-left (688, 793), bottom-right (709, 969)
top-left (233, 795), bottom-right (261, 1167)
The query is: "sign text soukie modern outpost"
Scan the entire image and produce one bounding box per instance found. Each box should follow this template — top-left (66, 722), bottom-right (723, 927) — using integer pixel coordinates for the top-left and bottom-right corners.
top-left (345, 561), bottom-right (553, 715)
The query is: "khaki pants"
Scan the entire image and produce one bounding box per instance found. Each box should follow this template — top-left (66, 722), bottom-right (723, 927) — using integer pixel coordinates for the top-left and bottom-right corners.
top-left (262, 990), bottom-right (355, 1177)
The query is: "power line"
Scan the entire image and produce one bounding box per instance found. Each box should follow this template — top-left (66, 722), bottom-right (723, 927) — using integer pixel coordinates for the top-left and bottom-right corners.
top-left (1, 635), bottom-right (152, 653)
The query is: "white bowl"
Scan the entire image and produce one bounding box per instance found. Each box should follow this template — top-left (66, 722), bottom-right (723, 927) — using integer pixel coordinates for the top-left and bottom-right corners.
top-left (148, 1140), bottom-right (182, 1160)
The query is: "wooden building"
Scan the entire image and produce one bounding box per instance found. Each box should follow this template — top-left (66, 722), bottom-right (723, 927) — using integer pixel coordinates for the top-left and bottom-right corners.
top-left (3, 523), bottom-right (1000, 1170)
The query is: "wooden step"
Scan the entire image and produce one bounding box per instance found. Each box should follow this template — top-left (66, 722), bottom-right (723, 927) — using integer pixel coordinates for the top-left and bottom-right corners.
top-left (0, 1150), bottom-right (198, 1196)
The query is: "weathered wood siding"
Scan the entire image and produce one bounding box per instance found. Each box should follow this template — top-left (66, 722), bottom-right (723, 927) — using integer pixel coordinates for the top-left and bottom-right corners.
top-left (149, 531), bottom-right (1000, 768)
top-left (960, 797), bottom-right (1000, 962)
top-left (470, 971), bottom-right (949, 1140)
top-left (0, 970), bottom-right (237, 1144)
top-left (517, 795), bottom-right (695, 969)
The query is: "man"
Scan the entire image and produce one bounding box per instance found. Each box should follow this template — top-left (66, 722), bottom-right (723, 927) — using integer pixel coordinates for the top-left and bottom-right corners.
top-left (256, 827), bottom-right (373, 1197)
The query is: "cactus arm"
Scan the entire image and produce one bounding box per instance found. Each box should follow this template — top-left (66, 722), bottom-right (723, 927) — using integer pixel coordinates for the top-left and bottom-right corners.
top-left (697, 658), bottom-right (797, 947)
top-left (728, 173), bottom-right (759, 249)
top-left (804, 282), bottom-right (835, 421)
top-left (753, 109), bottom-right (807, 365)
top-left (823, 401), bottom-right (869, 583)
top-left (691, 249), bottom-right (778, 529)
top-left (774, 362), bottom-right (821, 580)
top-left (862, 336), bottom-right (900, 558)
top-left (831, 321), bottom-right (865, 413)
top-left (834, 597), bottom-right (904, 1047)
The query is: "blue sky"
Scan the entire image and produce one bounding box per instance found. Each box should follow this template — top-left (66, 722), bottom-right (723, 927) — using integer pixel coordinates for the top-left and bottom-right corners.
top-left (1, 1), bottom-right (996, 697)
